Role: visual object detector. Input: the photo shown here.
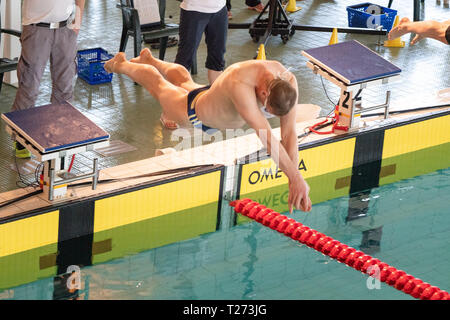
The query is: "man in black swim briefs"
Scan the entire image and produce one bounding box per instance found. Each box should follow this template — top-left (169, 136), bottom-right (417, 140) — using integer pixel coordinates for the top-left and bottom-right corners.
top-left (104, 48), bottom-right (312, 213)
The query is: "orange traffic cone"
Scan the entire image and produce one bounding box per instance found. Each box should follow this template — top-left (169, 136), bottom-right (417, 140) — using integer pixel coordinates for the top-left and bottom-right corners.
top-left (286, 0), bottom-right (301, 13)
top-left (384, 16), bottom-right (405, 47)
top-left (329, 28), bottom-right (338, 45)
top-left (256, 44), bottom-right (266, 60)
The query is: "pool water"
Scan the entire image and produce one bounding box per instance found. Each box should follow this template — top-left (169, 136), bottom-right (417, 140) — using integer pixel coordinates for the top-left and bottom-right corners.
top-left (1, 167), bottom-right (449, 300)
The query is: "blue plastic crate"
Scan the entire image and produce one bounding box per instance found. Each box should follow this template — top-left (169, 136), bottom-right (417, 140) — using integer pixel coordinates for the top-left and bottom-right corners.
top-left (77, 48), bottom-right (113, 85)
top-left (347, 3), bottom-right (397, 31)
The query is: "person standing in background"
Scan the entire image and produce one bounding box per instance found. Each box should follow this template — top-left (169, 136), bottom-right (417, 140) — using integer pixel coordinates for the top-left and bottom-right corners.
top-left (12, 0), bottom-right (85, 158)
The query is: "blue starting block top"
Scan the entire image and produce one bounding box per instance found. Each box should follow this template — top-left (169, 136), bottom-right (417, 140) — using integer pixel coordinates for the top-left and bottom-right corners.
top-left (2, 102), bottom-right (109, 154)
top-left (302, 40), bottom-right (401, 85)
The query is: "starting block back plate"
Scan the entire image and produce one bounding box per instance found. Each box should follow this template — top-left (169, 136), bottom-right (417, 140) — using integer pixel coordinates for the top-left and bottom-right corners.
top-left (2, 102), bottom-right (110, 154)
top-left (302, 40), bottom-right (401, 85)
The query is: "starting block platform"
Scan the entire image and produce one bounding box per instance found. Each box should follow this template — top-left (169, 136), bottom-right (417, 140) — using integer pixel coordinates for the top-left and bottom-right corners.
top-left (302, 40), bottom-right (401, 86)
top-left (2, 102), bottom-right (109, 156)
top-left (302, 40), bottom-right (402, 129)
top-left (2, 102), bottom-right (110, 200)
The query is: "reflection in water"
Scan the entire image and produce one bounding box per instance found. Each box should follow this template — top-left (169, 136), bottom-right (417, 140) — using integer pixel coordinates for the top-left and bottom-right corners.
top-left (173, 274), bottom-right (197, 300)
top-left (241, 224), bottom-right (260, 299)
top-left (2, 168), bottom-right (450, 300)
top-left (346, 191), bottom-right (382, 255)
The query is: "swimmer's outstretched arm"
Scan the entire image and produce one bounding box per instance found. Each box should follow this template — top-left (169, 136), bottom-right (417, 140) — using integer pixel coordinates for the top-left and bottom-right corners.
top-left (230, 84), bottom-right (312, 213)
top-left (280, 71), bottom-right (300, 166)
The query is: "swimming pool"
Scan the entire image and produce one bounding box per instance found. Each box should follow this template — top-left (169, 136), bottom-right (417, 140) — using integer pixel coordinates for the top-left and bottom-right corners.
top-left (1, 166), bottom-right (449, 300)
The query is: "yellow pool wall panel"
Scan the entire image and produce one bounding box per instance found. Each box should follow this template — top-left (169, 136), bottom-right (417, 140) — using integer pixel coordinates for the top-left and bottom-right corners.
top-left (0, 210), bottom-right (59, 258)
top-left (92, 202), bottom-right (219, 264)
top-left (0, 244), bottom-right (58, 290)
top-left (382, 114), bottom-right (450, 159)
top-left (93, 170), bottom-right (222, 233)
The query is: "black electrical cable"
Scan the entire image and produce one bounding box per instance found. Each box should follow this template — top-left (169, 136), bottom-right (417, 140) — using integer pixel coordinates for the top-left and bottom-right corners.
top-left (320, 75), bottom-right (338, 111)
top-left (360, 104), bottom-right (450, 118)
top-left (0, 189), bottom-right (43, 210)
top-left (34, 162), bottom-right (44, 186)
top-left (13, 149), bottom-right (41, 189)
top-left (299, 104), bottom-right (449, 141)
top-left (69, 163), bottom-right (217, 187)
top-left (296, 76), bottom-right (337, 142)
top-left (0, 163), bottom-right (217, 209)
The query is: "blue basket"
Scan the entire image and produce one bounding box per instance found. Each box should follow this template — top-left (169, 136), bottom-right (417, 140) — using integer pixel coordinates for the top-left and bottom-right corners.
top-left (347, 3), bottom-right (397, 31)
top-left (77, 48), bottom-right (113, 85)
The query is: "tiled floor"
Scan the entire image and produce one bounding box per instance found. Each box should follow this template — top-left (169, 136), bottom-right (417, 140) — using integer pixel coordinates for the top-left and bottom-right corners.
top-left (0, 0), bottom-right (449, 193)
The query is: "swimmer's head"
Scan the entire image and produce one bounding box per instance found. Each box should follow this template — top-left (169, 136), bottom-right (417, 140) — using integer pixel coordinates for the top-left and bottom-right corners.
top-left (264, 78), bottom-right (297, 116)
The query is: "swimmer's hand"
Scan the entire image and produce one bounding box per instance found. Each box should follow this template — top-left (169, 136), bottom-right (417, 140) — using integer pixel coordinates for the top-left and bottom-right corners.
top-left (288, 174), bottom-right (312, 214)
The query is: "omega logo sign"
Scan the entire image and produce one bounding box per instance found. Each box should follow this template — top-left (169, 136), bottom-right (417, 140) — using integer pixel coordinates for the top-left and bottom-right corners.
top-left (247, 159), bottom-right (307, 185)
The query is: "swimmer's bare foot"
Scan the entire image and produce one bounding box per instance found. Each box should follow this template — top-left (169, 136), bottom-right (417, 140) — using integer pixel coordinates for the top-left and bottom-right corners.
top-left (388, 17), bottom-right (411, 40)
top-left (160, 114), bottom-right (178, 130)
top-left (130, 48), bottom-right (155, 65)
top-left (104, 52), bottom-right (127, 73)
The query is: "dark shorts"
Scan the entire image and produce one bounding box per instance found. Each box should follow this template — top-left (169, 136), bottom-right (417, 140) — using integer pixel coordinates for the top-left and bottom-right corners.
top-left (446, 25), bottom-right (450, 45)
top-left (175, 6), bottom-right (228, 72)
top-left (187, 86), bottom-right (217, 133)
top-left (227, 0), bottom-right (261, 9)
top-left (246, 0), bottom-right (262, 7)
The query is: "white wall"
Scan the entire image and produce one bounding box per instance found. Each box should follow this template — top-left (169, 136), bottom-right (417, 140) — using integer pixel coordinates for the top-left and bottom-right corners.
top-left (1, 0), bottom-right (21, 87)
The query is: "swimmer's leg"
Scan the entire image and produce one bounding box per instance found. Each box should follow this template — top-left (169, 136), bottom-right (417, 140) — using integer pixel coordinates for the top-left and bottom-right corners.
top-left (130, 48), bottom-right (201, 91)
top-left (129, 49), bottom-right (201, 129)
top-left (105, 53), bottom-right (189, 127)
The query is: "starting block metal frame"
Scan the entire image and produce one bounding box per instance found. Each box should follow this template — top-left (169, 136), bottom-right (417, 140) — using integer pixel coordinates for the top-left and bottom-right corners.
top-left (302, 40), bottom-right (402, 130)
top-left (2, 102), bottom-right (110, 201)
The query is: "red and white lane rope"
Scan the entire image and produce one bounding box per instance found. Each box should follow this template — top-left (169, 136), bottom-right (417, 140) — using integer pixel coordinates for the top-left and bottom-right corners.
top-left (230, 198), bottom-right (450, 300)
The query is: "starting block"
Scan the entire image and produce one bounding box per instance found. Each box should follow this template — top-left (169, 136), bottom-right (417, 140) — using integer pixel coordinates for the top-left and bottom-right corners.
top-left (1, 102), bottom-right (110, 201)
top-left (302, 40), bottom-right (402, 130)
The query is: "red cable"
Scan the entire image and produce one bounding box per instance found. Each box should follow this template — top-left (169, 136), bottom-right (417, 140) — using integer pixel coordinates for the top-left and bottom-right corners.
top-left (309, 105), bottom-right (348, 135)
top-left (68, 155), bottom-right (75, 173)
top-left (229, 199), bottom-right (450, 300)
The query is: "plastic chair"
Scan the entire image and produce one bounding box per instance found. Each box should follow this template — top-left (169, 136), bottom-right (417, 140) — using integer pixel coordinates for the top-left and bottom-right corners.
top-left (117, 0), bottom-right (197, 74)
top-left (0, 0), bottom-right (21, 94)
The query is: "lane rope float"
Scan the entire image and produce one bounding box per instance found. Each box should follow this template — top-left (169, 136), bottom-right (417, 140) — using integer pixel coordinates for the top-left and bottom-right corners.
top-left (230, 198), bottom-right (450, 300)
